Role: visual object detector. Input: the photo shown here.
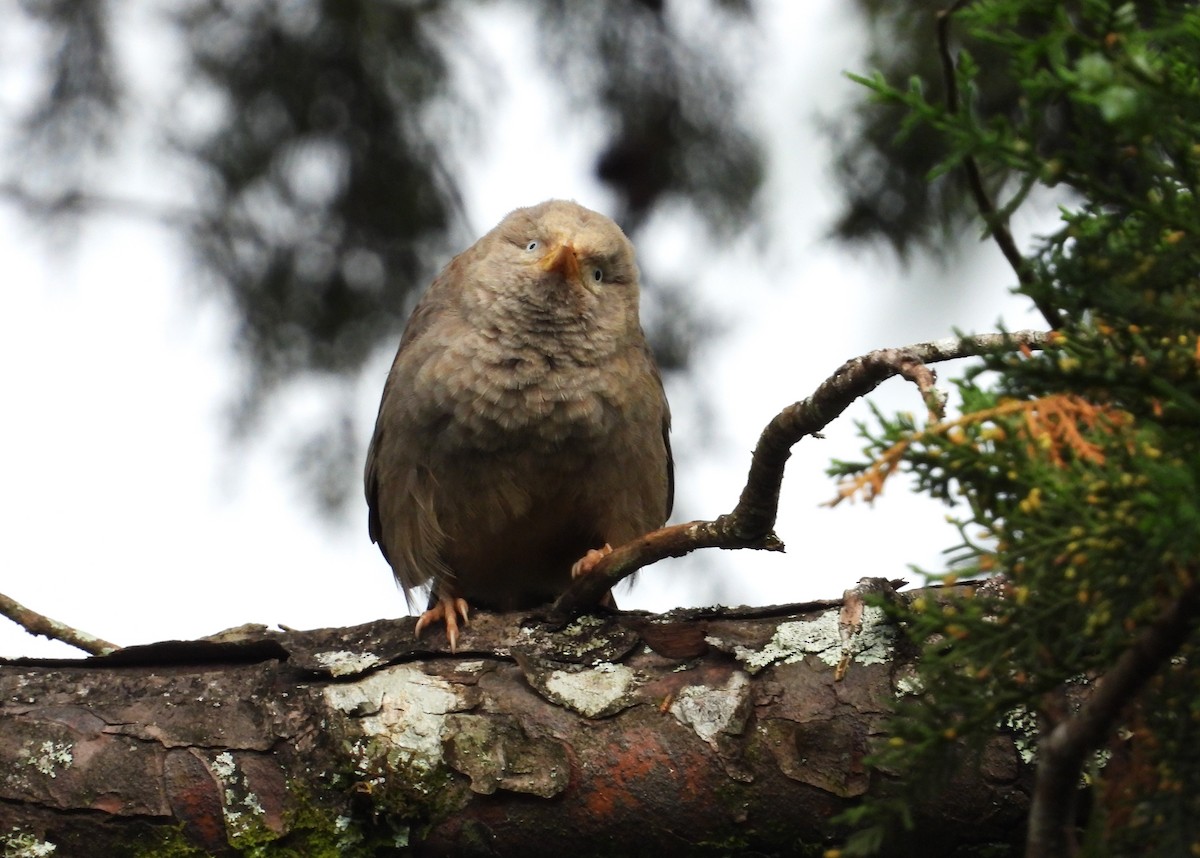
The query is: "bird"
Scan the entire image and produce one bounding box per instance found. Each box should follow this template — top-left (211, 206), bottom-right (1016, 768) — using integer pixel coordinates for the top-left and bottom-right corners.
top-left (364, 200), bottom-right (673, 651)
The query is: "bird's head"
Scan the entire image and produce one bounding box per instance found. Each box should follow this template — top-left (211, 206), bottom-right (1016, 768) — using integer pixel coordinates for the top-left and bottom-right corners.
top-left (472, 200), bottom-right (642, 339)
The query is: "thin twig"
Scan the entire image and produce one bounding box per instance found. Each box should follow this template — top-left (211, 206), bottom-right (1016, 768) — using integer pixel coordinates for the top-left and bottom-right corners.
top-left (897, 359), bottom-right (946, 423)
top-left (548, 330), bottom-right (1052, 622)
top-left (936, 1), bottom-right (1063, 329)
top-left (0, 591), bottom-right (120, 656)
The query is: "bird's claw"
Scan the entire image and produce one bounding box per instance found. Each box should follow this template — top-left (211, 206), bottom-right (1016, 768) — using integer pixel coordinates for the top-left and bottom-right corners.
top-left (571, 543), bottom-right (614, 579)
top-left (415, 595), bottom-right (471, 652)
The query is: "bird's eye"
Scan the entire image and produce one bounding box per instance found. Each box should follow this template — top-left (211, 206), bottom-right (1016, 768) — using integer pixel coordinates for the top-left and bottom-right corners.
top-left (525, 240), bottom-right (539, 252)
top-left (591, 267), bottom-right (604, 283)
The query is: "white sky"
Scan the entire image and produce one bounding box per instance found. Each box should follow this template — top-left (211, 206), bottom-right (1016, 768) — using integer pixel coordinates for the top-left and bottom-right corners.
top-left (0, 1), bottom-right (1047, 658)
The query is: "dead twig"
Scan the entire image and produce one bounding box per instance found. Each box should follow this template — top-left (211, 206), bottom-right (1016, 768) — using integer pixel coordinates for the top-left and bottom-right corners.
top-left (548, 329), bottom-right (1052, 622)
top-left (0, 590), bottom-right (120, 656)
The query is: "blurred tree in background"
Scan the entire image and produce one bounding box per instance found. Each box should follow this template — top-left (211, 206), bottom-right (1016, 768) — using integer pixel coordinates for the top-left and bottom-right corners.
top-left (833, 0), bottom-right (1176, 257)
top-left (7, 0), bottom-right (1080, 513)
top-left (4, 0), bottom-right (761, 512)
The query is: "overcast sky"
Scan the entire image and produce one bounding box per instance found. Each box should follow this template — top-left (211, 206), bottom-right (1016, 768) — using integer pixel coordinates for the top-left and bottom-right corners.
top-left (0, 1), bottom-right (1046, 658)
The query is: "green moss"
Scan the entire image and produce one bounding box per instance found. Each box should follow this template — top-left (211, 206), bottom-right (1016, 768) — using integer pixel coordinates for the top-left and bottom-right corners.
top-left (121, 750), bottom-right (461, 857)
top-left (344, 735), bottom-right (469, 821)
top-left (127, 824), bottom-right (208, 858)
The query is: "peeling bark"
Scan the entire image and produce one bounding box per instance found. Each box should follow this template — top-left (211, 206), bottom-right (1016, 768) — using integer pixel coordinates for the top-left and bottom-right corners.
top-left (0, 584), bottom-right (1031, 856)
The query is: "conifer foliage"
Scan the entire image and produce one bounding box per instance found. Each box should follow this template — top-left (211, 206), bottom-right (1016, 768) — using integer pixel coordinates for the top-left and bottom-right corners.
top-left (834, 2), bottom-right (1200, 854)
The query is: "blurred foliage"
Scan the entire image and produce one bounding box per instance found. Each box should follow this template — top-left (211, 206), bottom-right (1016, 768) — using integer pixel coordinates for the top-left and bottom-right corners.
top-left (835, 0), bottom-right (1178, 257)
top-left (830, 1), bottom-right (1200, 852)
top-left (3, 0), bottom-right (762, 514)
top-left (538, 0), bottom-right (760, 232)
top-left (15, 0), bottom-right (121, 191)
top-left (174, 0), bottom-right (460, 428)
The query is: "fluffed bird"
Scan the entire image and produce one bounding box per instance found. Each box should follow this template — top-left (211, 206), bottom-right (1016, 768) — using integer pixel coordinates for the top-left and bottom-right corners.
top-left (365, 200), bottom-right (673, 650)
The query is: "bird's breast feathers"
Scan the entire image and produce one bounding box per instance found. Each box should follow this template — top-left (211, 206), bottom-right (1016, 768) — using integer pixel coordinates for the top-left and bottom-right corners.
top-left (409, 325), bottom-right (645, 453)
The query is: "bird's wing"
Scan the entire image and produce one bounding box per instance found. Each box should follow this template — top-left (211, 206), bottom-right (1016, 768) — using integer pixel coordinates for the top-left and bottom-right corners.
top-left (364, 261), bottom-right (466, 592)
top-left (654, 351), bottom-right (675, 521)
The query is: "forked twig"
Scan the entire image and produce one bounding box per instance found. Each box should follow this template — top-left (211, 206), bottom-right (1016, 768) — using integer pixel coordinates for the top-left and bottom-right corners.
top-left (549, 330), bottom-right (1051, 621)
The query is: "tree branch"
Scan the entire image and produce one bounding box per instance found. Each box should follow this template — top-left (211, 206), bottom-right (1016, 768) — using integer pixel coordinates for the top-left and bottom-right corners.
top-left (549, 329), bottom-right (1052, 622)
top-left (935, 1), bottom-right (1064, 330)
top-left (0, 598), bottom-right (1034, 855)
top-left (0, 591), bottom-right (119, 656)
top-left (1025, 577), bottom-right (1200, 858)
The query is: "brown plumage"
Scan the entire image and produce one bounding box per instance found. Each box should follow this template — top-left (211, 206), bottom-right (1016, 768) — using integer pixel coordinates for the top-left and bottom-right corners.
top-left (364, 200), bottom-right (673, 649)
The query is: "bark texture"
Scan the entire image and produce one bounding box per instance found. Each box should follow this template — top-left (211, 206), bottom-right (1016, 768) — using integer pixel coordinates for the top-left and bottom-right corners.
top-left (0, 586), bottom-right (1031, 856)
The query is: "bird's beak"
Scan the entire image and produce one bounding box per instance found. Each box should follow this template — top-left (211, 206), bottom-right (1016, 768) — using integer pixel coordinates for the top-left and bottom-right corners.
top-left (540, 241), bottom-right (581, 282)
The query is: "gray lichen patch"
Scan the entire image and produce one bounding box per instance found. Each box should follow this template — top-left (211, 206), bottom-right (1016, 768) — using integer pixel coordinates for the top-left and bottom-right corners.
top-left (25, 740), bottom-right (73, 778)
top-left (0, 829), bottom-right (57, 858)
top-left (730, 607), bottom-right (894, 675)
top-left (539, 662), bottom-right (638, 719)
top-left (894, 672), bottom-right (924, 698)
top-left (313, 650), bottom-right (384, 677)
top-left (513, 614), bottom-right (641, 666)
top-left (669, 671), bottom-right (751, 747)
top-left (324, 664), bottom-right (476, 775)
top-left (208, 750), bottom-right (270, 844)
top-left (442, 713), bottom-right (569, 798)
top-left (1001, 705), bottom-right (1039, 765)
top-left (999, 704), bottom-right (1109, 782)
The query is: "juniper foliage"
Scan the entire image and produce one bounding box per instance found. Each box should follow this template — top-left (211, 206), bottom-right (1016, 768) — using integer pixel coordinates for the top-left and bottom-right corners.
top-left (834, 2), bottom-right (1200, 853)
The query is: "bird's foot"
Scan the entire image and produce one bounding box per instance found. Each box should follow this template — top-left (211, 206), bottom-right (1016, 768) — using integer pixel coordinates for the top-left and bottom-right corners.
top-left (571, 543), bottom-right (613, 579)
top-left (415, 595), bottom-right (471, 652)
